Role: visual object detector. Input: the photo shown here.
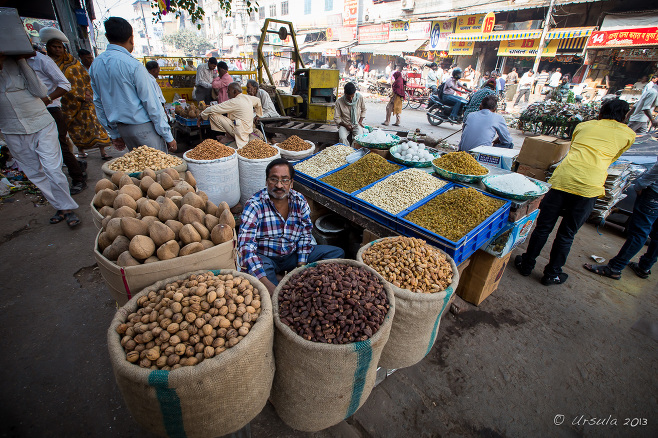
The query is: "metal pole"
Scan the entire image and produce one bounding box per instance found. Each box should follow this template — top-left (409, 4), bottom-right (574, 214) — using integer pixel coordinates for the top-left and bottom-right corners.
top-left (140, 3), bottom-right (153, 56)
top-left (533, 0), bottom-right (556, 74)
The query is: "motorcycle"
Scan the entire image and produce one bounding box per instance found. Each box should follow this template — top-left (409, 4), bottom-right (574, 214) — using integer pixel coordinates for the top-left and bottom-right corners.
top-left (426, 90), bottom-right (471, 126)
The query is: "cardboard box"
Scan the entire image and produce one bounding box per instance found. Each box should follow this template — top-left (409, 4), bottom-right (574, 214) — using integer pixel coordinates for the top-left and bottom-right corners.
top-left (470, 146), bottom-right (519, 170)
top-left (484, 209), bottom-right (540, 258)
top-left (361, 229), bottom-right (381, 246)
top-left (0, 8), bottom-right (34, 55)
top-left (456, 250), bottom-right (511, 306)
top-left (517, 135), bottom-right (570, 169)
top-left (516, 163), bottom-right (549, 182)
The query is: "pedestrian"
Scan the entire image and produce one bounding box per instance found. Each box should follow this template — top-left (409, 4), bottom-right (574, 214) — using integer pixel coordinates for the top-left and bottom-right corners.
top-left (548, 68), bottom-right (562, 88)
top-left (383, 65), bottom-right (405, 126)
top-left (535, 69), bottom-right (549, 94)
top-left (334, 82), bottom-right (365, 146)
top-left (89, 17), bottom-right (176, 153)
top-left (44, 29), bottom-right (114, 161)
top-left (514, 99), bottom-right (636, 285)
top-left (584, 162), bottom-right (658, 280)
top-left (194, 57), bottom-right (218, 104)
top-left (426, 62), bottom-right (439, 94)
top-left (514, 70), bottom-right (535, 106)
top-left (78, 49), bottom-right (94, 70)
top-left (145, 61), bottom-right (166, 106)
top-left (627, 74), bottom-right (658, 134)
top-left (463, 78), bottom-right (497, 119)
top-left (238, 158), bottom-right (344, 295)
top-left (507, 67), bottom-right (519, 84)
top-left (459, 95), bottom-right (513, 152)
top-left (0, 53), bottom-right (81, 227)
top-left (385, 61), bottom-right (393, 77)
top-left (211, 61), bottom-right (232, 103)
top-left (28, 30), bottom-right (87, 195)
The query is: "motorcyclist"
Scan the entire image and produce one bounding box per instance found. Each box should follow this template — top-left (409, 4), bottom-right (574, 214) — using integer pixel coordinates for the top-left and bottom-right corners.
top-left (442, 67), bottom-right (472, 122)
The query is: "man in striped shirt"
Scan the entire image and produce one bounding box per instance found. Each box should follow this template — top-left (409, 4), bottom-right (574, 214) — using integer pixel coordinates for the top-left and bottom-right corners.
top-left (238, 158), bottom-right (344, 294)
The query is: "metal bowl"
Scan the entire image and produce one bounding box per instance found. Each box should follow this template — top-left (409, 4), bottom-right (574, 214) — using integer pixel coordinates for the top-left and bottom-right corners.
top-left (353, 133), bottom-right (401, 150)
top-left (432, 163), bottom-right (489, 183)
top-left (482, 175), bottom-right (549, 201)
top-left (389, 145), bottom-right (440, 168)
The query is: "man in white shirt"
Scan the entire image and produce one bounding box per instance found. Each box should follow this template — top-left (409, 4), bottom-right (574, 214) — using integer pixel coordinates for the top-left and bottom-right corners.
top-left (246, 80), bottom-right (279, 118)
top-left (425, 63), bottom-right (439, 93)
top-left (628, 74), bottom-right (658, 134)
top-left (549, 68), bottom-right (562, 88)
top-left (145, 61), bottom-right (166, 105)
top-left (0, 54), bottom-right (80, 227)
top-left (195, 57), bottom-right (218, 104)
top-left (28, 35), bottom-right (86, 195)
top-left (514, 70), bottom-right (535, 106)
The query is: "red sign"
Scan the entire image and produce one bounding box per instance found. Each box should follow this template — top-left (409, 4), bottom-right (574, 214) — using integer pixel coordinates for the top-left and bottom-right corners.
top-left (482, 12), bottom-right (495, 34)
top-left (588, 27), bottom-right (658, 48)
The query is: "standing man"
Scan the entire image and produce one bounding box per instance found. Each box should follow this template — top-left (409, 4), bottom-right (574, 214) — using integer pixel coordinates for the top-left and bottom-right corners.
top-left (212, 61), bottom-right (232, 104)
top-left (78, 49), bottom-right (94, 70)
top-left (584, 162), bottom-right (658, 280)
top-left (514, 70), bottom-right (535, 107)
top-left (90, 17), bottom-right (176, 153)
top-left (334, 82), bottom-right (365, 146)
top-left (535, 69), bottom-right (549, 94)
top-left (507, 67), bottom-right (519, 85)
top-left (145, 61), bottom-right (166, 105)
top-left (514, 99), bottom-right (635, 285)
top-left (548, 68), bottom-right (562, 89)
top-left (28, 31), bottom-right (87, 195)
top-left (458, 95), bottom-right (513, 152)
top-left (0, 54), bottom-right (81, 227)
top-left (426, 63), bottom-right (439, 94)
top-left (194, 57), bottom-right (218, 104)
top-left (627, 74), bottom-right (658, 134)
top-left (238, 158), bottom-right (344, 295)
top-left (246, 79), bottom-right (279, 118)
top-left (198, 82), bottom-right (262, 148)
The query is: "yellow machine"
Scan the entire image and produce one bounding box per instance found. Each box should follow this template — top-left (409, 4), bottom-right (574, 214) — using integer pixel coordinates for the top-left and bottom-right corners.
top-left (257, 19), bottom-right (339, 123)
top-left (142, 56), bottom-right (257, 103)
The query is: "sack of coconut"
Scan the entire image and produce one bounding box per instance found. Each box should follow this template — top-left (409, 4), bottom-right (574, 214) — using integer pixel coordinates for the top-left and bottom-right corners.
top-left (270, 259), bottom-right (395, 432)
top-left (107, 269), bottom-right (274, 438)
top-left (357, 236), bottom-right (459, 369)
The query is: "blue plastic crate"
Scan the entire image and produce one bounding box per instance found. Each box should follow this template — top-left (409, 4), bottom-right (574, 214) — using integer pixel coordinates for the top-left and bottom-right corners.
top-left (292, 152), bottom-right (325, 192)
top-left (176, 115), bottom-right (209, 126)
top-left (398, 184), bottom-right (511, 265)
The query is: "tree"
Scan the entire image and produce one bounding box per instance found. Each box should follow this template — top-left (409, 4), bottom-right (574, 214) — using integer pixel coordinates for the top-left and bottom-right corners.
top-left (162, 29), bottom-right (214, 55)
top-left (151, 1), bottom-right (259, 27)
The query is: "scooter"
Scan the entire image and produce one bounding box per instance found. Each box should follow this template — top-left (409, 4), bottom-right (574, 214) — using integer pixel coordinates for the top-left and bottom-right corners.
top-left (426, 91), bottom-right (471, 126)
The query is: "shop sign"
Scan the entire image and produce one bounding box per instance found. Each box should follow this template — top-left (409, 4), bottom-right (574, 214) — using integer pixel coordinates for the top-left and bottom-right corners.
top-left (455, 14), bottom-right (485, 34)
top-left (448, 41), bottom-right (475, 55)
top-left (389, 21), bottom-right (409, 41)
top-left (588, 27), bottom-right (658, 48)
top-left (326, 28), bottom-right (335, 41)
top-left (497, 39), bottom-right (559, 57)
top-left (344, 0), bottom-right (358, 26)
top-left (617, 48), bottom-right (658, 61)
top-left (22, 17), bottom-right (60, 41)
top-left (428, 19), bottom-right (455, 51)
top-left (408, 22), bottom-right (431, 40)
top-left (324, 49), bottom-right (341, 57)
top-left (482, 12), bottom-right (495, 34)
top-left (358, 23), bottom-right (390, 44)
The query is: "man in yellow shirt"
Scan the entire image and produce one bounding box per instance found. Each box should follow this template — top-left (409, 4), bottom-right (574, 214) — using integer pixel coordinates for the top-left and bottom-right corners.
top-left (515, 99), bottom-right (636, 285)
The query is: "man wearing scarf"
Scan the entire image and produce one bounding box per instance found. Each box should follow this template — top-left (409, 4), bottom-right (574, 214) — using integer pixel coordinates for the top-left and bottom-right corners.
top-left (334, 82), bottom-right (366, 146)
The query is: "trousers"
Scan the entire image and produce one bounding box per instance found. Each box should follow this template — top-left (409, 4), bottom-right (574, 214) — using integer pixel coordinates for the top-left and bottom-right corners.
top-left (338, 125), bottom-right (363, 146)
top-left (259, 245), bottom-right (345, 285)
top-left (515, 88), bottom-right (531, 105)
top-left (116, 121), bottom-right (168, 152)
top-left (47, 107), bottom-right (85, 184)
top-left (608, 188), bottom-right (658, 273)
top-left (520, 189), bottom-right (596, 276)
top-left (443, 94), bottom-right (468, 119)
top-left (4, 121), bottom-right (79, 211)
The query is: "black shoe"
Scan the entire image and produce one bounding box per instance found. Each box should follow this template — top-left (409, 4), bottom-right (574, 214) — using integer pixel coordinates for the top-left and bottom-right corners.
top-left (77, 159), bottom-right (87, 172)
top-left (514, 255), bottom-right (533, 276)
top-left (540, 273), bottom-right (568, 285)
top-left (628, 262), bottom-right (650, 279)
top-left (70, 181), bottom-right (87, 195)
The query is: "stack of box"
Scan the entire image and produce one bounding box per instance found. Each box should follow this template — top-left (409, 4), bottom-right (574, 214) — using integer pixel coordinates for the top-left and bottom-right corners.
top-left (590, 160), bottom-right (633, 222)
top-left (515, 135), bottom-right (571, 182)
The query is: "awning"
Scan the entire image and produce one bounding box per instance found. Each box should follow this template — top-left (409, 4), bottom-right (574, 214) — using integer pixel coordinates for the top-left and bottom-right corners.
top-left (558, 37), bottom-right (587, 50)
top-left (300, 40), bottom-right (356, 54)
top-left (449, 27), bottom-right (595, 42)
top-left (600, 12), bottom-right (658, 30)
top-left (350, 44), bottom-right (378, 54)
top-left (372, 39), bottom-right (427, 56)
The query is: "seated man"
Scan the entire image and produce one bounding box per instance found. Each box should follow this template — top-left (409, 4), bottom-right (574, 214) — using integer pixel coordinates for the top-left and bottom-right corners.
top-left (238, 158), bottom-right (345, 295)
top-left (442, 67), bottom-right (472, 122)
top-left (246, 79), bottom-right (280, 118)
top-left (198, 82), bottom-right (262, 148)
top-left (334, 82), bottom-right (365, 146)
top-left (458, 95), bottom-right (513, 152)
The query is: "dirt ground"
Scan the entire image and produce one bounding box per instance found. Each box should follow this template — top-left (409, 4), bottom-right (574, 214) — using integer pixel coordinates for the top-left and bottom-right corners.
top-left (0, 151), bottom-right (656, 438)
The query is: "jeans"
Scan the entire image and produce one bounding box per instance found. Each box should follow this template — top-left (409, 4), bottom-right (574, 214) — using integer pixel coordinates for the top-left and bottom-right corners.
top-left (259, 245), bottom-right (345, 285)
top-left (515, 88), bottom-right (531, 105)
top-left (520, 189), bottom-right (597, 276)
top-left (608, 188), bottom-right (658, 273)
top-left (443, 94), bottom-right (468, 119)
top-left (47, 107), bottom-right (85, 185)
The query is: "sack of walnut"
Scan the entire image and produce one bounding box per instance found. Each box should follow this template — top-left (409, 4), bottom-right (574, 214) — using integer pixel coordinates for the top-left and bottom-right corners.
top-left (107, 269), bottom-right (274, 438)
top-left (357, 237), bottom-right (459, 369)
top-left (270, 259), bottom-right (395, 432)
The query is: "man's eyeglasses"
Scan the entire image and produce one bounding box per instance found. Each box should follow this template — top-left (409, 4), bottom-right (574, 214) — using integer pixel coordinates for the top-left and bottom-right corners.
top-left (267, 177), bottom-right (292, 185)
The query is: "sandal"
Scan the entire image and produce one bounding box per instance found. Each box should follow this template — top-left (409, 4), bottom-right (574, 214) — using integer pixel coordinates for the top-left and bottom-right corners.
top-left (75, 152), bottom-right (88, 158)
top-left (628, 262), bottom-right (650, 279)
top-left (101, 155), bottom-right (113, 161)
top-left (64, 212), bottom-right (81, 228)
top-left (381, 122), bottom-right (389, 126)
top-left (583, 264), bottom-right (621, 280)
top-left (50, 210), bottom-right (65, 224)
top-left (392, 123), bottom-right (400, 126)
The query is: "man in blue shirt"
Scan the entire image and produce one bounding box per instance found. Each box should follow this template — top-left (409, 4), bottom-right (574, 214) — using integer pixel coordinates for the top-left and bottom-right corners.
top-left (90, 17), bottom-right (176, 153)
top-left (458, 95), bottom-right (514, 152)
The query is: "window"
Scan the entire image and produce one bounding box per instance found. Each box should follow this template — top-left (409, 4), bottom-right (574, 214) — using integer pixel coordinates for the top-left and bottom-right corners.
top-left (269, 4), bottom-right (276, 16)
top-left (259, 7), bottom-right (265, 19)
top-left (281, 1), bottom-right (288, 15)
top-left (304, 0), bottom-right (311, 15)
top-left (325, 0), bottom-right (333, 11)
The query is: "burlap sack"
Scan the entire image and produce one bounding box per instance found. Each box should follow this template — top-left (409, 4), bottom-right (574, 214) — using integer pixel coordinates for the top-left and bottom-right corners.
top-left (101, 159), bottom-right (187, 178)
top-left (107, 269), bottom-right (274, 438)
top-left (270, 259), bottom-right (395, 432)
top-left (94, 230), bottom-right (237, 306)
top-left (90, 199), bottom-right (103, 229)
top-left (357, 238), bottom-right (460, 369)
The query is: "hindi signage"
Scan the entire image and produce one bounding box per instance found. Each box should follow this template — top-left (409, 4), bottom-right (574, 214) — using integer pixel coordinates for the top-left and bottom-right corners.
top-left (456, 14), bottom-right (485, 33)
top-left (588, 27), bottom-right (658, 48)
top-left (358, 23), bottom-right (390, 44)
top-left (497, 39), bottom-right (559, 57)
top-left (448, 41), bottom-right (475, 55)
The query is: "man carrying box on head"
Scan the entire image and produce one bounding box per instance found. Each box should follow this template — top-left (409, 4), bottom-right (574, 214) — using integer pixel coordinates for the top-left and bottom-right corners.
top-left (238, 158), bottom-right (344, 295)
